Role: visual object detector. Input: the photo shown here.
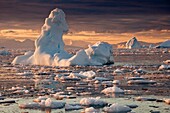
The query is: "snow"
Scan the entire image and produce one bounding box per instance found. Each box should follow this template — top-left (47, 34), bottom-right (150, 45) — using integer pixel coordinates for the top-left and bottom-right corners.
top-left (156, 40), bottom-right (170, 48)
top-left (126, 37), bottom-right (141, 49)
top-left (12, 8), bottom-right (114, 66)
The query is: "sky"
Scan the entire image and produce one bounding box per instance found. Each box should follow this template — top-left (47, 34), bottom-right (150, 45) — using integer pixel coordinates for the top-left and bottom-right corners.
top-left (0, 0), bottom-right (170, 44)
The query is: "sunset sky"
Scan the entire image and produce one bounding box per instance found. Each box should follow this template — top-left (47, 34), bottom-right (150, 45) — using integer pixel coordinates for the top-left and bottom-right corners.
top-left (0, 0), bottom-right (170, 44)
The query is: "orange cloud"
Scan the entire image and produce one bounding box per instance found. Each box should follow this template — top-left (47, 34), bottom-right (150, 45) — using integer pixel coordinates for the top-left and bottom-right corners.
top-left (0, 29), bottom-right (39, 40)
top-left (0, 29), bottom-right (170, 44)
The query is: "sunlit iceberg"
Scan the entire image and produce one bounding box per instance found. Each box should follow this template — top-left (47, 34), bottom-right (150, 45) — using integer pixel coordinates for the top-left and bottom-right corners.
top-left (126, 37), bottom-right (141, 49)
top-left (12, 8), bottom-right (114, 66)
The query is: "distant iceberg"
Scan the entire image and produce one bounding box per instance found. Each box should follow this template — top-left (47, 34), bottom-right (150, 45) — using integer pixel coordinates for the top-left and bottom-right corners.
top-left (156, 40), bottom-right (170, 48)
top-left (0, 50), bottom-right (11, 56)
top-left (12, 8), bottom-right (114, 66)
top-left (126, 37), bottom-right (141, 49)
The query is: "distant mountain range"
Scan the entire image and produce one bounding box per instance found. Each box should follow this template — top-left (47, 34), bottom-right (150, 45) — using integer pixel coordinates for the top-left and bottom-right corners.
top-left (0, 38), bottom-right (164, 49)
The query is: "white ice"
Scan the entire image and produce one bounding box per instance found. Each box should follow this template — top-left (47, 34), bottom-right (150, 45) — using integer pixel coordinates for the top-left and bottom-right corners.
top-left (103, 103), bottom-right (131, 113)
top-left (12, 8), bottom-right (114, 66)
top-left (126, 37), bottom-right (141, 49)
top-left (0, 50), bottom-right (11, 55)
top-left (156, 40), bottom-right (170, 48)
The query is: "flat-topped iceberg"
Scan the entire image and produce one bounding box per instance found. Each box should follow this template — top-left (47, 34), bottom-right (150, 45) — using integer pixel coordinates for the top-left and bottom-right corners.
top-left (12, 8), bottom-right (114, 66)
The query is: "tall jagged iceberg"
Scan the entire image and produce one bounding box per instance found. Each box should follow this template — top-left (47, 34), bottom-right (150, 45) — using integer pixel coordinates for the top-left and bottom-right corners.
top-left (126, 37), bottom-right (141, 49)
top-left (12, 8), bottom-right (114, 66)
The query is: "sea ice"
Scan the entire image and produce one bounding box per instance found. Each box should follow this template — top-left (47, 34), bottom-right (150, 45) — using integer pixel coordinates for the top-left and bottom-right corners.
top-left (80, 97), bottom-right (107, 107)
top-left (103, 103), bottom-right (131, 113)
top-left (101, 86), bottom-right (124, 94)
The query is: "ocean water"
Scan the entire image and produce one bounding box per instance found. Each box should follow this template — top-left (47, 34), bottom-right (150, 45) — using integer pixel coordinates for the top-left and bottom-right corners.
top-left (0, 95), bottom-right (169, 113)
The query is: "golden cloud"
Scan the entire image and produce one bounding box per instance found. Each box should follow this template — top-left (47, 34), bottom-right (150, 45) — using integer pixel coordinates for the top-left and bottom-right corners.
top-left (0, 29), bottom-right (39, 40)
top-left (0, 29), bottom-right (170, 44)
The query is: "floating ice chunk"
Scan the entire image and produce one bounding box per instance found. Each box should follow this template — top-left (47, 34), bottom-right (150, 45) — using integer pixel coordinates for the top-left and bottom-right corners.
top-left (17, 71), bottom-right (33, 76)
top-left (103, 103), bottom-right (131, 113)
top-left (19, 102), bottom-right (41, 109)
top-left (11, 86), bottom-right (24, 91)
top-left (164, 99), bottom-right (170, 105)
top-left (79, 71), bottom-right (96, 79)
top-left (69, 73), bottom-right (87, 79)
top-left (133, 68), bottom-right (147, 75)
top-left (127, 77), bottom-right (145, 81)
top-left (84, 107), bottom-right (98, 113)
top-left (101, 86), bottom-right (124, 94)
top-left (94, 77), bottom-right (110, 81)
top-left (163, 60), bottom-right (170, 64)
top-left (112, 80), bottom-right (120, 85)
top-left (20, 98), bottom-right (65, 109)
top-left (24, 90), bottom-right (29, 94)
top-left (80, 97), bottom-right (107, 107)
top-left (12, 51), bottom-right (33, 64)
top-left (45, 98), bottom-right (52, 107)
top-left (113, 69), bottom-right (123, 75)
top-left (33, 96), bottom-right (48, 102)
top-left (135, 97), bottom-right (156, 101)
top-left (158, 64), bottom-right (170, 71)
top-left (102, 81), bottom-right (113, 86)
top-left (65, 104), bottom-right (83, 111)
top-left (0, 50), bottom-right (11, 55)
top-left (127, 80), bottom-right (156, 85)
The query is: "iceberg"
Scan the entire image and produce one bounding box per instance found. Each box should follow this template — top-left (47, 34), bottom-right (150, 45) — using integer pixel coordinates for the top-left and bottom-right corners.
top-left (126, 37), bottom-right (141, 49)
top-left (12, 8), bottom-right (114, 66)
top-left (156, 40), bottom-right (170, 48)
top-left (0, 50), bottom-right (11, 56)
